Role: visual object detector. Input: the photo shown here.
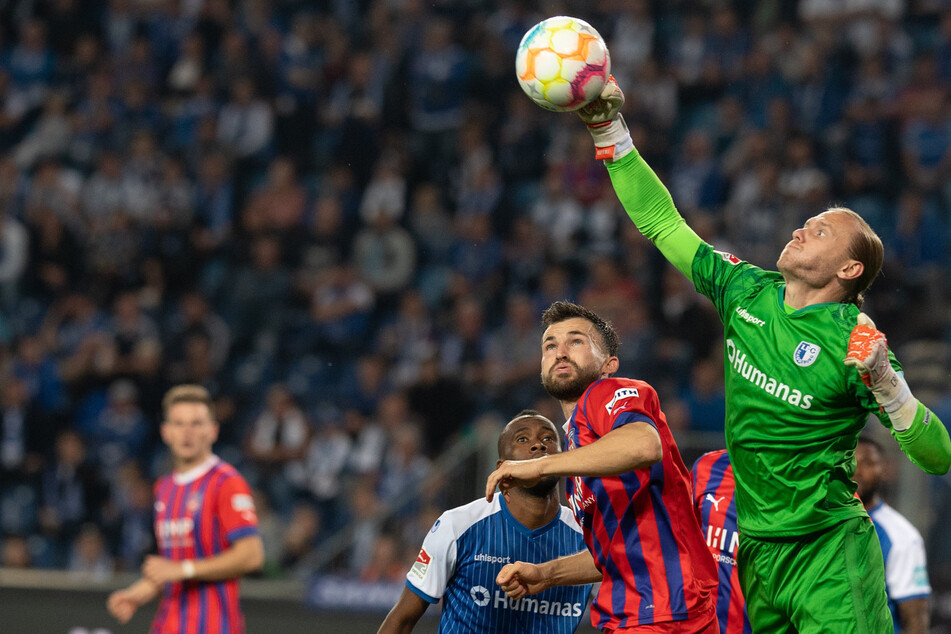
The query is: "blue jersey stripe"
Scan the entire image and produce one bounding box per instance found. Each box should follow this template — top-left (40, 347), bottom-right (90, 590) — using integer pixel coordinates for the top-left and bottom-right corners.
top-left (648, 461), bottom-right (688, 617)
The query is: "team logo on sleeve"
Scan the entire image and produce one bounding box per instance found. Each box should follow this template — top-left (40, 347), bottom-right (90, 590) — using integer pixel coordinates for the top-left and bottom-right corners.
top-left (605, 387), bottom-right (639, 414)
top-left (793, 341), bottom-right (821, 367)
top-left (409, 548), bottom-right (431, 582)
top-left (231, 493), bottom-right (257, 522)
top-left (715, 250), bottom-right (741, 265)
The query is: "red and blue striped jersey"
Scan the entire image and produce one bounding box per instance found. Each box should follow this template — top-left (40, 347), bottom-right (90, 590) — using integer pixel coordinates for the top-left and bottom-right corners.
top-left (152, 455), bottom-right (259, 634)
top-left (565, 377), bottom-right (718, 630)
top-left (691, 450), bottom-right (752, 634)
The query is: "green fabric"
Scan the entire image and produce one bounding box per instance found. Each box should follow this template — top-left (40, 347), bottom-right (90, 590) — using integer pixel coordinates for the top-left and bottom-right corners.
top-left (691, 241), bottom-right (889, 537)
top-left (737, 517), bottom-right (893, 634)
top-left (894, 403), bottom-right (951, 474)
top-left (604, 150), bottom-right (702, 280)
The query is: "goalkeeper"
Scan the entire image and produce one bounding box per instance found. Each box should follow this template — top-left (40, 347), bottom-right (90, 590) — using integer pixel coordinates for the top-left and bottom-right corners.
top-left (577, 78), bottom-right (951, 633)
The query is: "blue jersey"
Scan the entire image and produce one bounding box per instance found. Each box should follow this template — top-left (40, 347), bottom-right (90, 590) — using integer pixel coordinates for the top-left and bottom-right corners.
top-left (406, 495), bottom-right (590, 633)
top-left (868, 501), bottom-right (931, 633)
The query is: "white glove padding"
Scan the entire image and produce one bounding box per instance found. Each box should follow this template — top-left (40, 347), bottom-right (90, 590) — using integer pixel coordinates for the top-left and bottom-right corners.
top-left (844, 313), bottom-right (917, 431)
top-left (578, 77), bottom-right (633, 161)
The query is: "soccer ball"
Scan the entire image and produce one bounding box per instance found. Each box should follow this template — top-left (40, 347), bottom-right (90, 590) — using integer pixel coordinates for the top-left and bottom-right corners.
top-left (515, 16), bottom-right (611, 113)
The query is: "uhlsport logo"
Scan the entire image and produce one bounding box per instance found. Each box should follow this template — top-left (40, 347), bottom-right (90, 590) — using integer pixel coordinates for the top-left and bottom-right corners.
top-left (470, 585), bottom-right (491, 606)
top-left (793, 341), bottom-right (821, 367)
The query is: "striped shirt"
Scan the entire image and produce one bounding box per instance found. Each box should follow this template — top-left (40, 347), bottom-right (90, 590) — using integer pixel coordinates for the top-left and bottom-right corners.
top-left (565, 377), bottom-right (717, 630)
top-left (406, 495), bottom-right (590, 633)
top-left (152, 455), bottom-right (259, 634)
top-left (692, 450), bottom-right (752, 634)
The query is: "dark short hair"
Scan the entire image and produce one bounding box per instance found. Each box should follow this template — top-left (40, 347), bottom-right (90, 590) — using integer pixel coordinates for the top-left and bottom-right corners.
top-left (498, 409), bottom-right (556, 457)
top-left (829, 207), bottom-right (883, 308)
top-left (162, 384), bottom-right (214, 421)
top-left (540, 301), bottom-right (620, 357)
top-left (857, 435), bottom-right (884, 456)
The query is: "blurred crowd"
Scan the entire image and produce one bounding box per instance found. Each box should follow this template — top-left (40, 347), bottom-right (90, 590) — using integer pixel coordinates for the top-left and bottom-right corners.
top-left (1, 0), bottom-right (950, 585)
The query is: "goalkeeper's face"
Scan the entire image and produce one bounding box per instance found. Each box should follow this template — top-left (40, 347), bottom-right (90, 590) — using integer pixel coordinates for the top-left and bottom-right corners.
top-left (777, 210), bottom-right (861, 287)
top-left (540, 317), bottom-right (616, 402)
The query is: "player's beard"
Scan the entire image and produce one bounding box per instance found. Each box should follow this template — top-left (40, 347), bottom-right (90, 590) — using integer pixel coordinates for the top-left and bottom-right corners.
top-left (523, 475), bottom-right (560, 498)
top-left (542, 359), bottom-right (602, 402)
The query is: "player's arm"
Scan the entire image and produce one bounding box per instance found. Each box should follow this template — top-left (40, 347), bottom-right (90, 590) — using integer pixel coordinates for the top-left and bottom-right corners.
top-left (845, 314), bottom-right (951, 474)
top-left (142, 534), bottom-right (265, 585)
top-left (486, 421), bottom-right (661, 500)
top-left (106, 577), bottom-right (161, 623)
top-left (497, 550), bottom-right (602, 600)
top-left (578, 79), bottom-right (703, 281)
top-left (896, 597), bottom-right (929, 634)
top-left (378, 587), bottom-right (431, 634)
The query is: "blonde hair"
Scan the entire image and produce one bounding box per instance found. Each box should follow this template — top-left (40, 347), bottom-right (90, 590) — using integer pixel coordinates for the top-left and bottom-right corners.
top-left (161, 384), bottom-right (214, 421)
top-left (828, 207), bottom-right (883, 308)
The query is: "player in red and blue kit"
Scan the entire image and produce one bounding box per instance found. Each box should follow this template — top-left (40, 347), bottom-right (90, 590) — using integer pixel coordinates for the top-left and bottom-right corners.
top-left (108, 385), bottom-right (264, 633)
top-left (487, 301), bottom-right (719, 632)
top-left (692, 450), bottom-right (752, 634)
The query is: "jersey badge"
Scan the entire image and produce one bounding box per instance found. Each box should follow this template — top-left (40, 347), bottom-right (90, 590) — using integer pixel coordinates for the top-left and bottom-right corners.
top-left (605, 387), bottom-right (639, 414)
top-left (793, 341), bottom-right (821, 367)
top-left (715, 250), bottom-right (741, 265)
top-left (470, 585), bottom-right (491, 607)
top-left (430, 519), bottom-right (440, 534)
top-left (186, 493), bottom-right (204, 514)
top-left (409, 548), bottom-right (431, 582)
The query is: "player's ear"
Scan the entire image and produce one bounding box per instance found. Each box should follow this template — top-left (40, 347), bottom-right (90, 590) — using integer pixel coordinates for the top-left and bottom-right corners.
top-left (837, 259), bottom-right (863, 282)
top-left (496, 458), bottom-right (504, 469)
top-left (602, 356), bottom-right (619, 376)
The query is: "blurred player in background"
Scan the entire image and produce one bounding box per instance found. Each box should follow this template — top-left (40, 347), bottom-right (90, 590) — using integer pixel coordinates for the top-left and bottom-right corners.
top-left (487, 301), bottom-right (718, 632)
top-left (854, 436), bottom-right (931, 633)
top-left (379, 410), bottom-right (591, 634)
top-left (691, 450), bottom-right (751, 634)
top-left (107, 384), bottom-right (264, 633)
top-left (576, 76), bottom-right (951, 632)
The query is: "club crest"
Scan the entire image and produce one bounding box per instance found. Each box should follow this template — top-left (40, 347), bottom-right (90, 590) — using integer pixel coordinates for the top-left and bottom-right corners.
top-left (793, 341), bottom-right (821, 367)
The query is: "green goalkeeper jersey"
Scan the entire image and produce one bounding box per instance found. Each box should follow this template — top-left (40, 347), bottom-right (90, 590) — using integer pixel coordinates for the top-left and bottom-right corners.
top-left (690, 241), bottom-right (891, 537)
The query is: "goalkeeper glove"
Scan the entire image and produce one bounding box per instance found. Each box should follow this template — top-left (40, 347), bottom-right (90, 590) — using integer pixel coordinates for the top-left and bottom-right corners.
top-left (577, 76), bottom-right (633, 161)
top-left (844, 313), bottom-right (917, 431)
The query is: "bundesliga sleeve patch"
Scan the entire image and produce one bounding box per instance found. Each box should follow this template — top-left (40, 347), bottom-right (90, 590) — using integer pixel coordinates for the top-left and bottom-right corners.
top-left (409, 548), bottom-right (431, 582)
top-left (715, 250), bottom-right (741, 265)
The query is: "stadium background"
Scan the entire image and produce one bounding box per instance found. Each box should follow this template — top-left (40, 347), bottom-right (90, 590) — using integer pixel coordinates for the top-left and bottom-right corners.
top-left (0, 0), bottom-right (949, 630)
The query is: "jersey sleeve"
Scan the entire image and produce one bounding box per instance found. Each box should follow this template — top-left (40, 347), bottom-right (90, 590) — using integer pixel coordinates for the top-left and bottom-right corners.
top-left (405, 513), bottom-right (458, 603)
top-left (884, 528), bottom-right (931, 601)
top-left (690, 242), bottom-right (778, 322)
top-left (580, 379), bottom-right (659, 438)
top-left (215, 473), bottom-right (259, 543)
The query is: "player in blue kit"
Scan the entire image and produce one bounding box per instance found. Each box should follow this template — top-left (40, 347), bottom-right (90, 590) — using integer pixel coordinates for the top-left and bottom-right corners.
top-left (378, 410), bottom-right (591, 633)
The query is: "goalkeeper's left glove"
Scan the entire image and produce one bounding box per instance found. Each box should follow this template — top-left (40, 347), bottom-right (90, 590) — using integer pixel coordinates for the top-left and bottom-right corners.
top-left (577, 76), bottom-right (633, 161)
top-left (844, 313), bottom-right (917, 431)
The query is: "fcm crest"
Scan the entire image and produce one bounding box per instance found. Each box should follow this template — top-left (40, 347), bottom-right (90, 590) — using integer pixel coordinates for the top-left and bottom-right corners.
top-left (793, 341), bottom-right (821, 367)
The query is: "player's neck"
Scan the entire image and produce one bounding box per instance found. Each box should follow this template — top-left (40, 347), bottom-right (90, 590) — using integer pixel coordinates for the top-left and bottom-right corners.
top-left (505, 490), bottom-right (561, 531)
top-left (862, 492), bottom-right (882, 511)
top-left (783, 278), bottom-right (845, 309)
top-left (172, 451), bottom-right (214, 474)
top-left (559, 400), bottom-right (576, 420)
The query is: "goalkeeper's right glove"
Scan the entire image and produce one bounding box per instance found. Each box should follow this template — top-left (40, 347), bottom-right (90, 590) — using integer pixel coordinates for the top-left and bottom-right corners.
top-left (577, 76), bottom-right (633, 161)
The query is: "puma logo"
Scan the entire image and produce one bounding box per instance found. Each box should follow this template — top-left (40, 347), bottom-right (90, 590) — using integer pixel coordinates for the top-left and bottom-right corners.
top-left (706, 494), bottom-right (726, 512)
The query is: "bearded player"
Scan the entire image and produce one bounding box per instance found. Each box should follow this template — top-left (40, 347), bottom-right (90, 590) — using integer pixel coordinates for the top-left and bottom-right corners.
top-left (107, 385), bottom-right (264, 633)
top-left (574, 77), bottom-right (951, 632)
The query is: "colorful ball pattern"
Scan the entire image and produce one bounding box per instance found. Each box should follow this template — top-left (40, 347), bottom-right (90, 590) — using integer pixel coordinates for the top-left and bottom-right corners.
top-left (515, 16), bottom-right (611, 113)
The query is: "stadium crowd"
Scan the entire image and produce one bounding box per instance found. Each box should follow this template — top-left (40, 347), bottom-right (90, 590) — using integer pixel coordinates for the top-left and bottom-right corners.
top-left (1, 0), bottom-right (950, 588)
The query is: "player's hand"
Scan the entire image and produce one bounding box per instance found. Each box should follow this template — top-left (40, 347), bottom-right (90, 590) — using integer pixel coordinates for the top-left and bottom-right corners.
top-left (843, 313), bottom-right (891, 388)
top-left (577, 76), bottom-right (624, 127)
top-left (496, 561), bottom-right (549, 600)
top-left (107, 588), bottom-right (140, 623)
top-left (142, 555), bottom-right (186, 585)
top-left (485, 458), bottom-right (547, 501)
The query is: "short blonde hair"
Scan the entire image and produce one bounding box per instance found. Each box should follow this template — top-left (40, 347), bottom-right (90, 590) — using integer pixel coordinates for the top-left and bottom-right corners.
top-left (162, 384), bottom-right (214, 421)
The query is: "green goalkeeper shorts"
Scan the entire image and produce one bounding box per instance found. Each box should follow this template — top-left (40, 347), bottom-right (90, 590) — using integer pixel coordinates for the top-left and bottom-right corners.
top-left (736, 516), bottom-right (893, 634)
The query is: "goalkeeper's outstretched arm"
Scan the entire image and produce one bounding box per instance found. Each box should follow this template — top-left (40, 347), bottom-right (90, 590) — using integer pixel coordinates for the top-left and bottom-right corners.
top-left (578, 79), bottom-right (701, 281)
